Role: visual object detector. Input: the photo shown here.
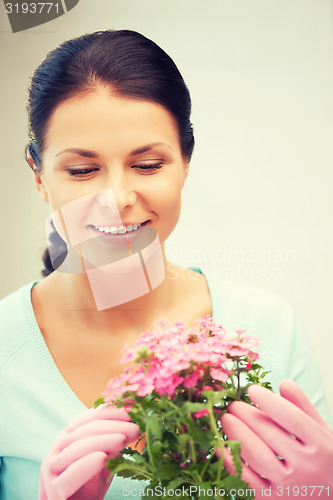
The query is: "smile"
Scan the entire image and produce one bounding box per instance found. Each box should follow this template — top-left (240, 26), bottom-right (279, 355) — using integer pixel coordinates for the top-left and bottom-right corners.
top-left (92, 223), bottom-right (142, 235)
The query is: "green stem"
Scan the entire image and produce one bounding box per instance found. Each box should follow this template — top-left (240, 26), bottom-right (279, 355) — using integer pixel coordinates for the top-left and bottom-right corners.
top-left (188, 437), bottom-right (197, 465)
top-left (163, 400), bottom-right (184, 431)
top-left (200, 453), bottom-right (213, 477)
top-left (145, 420), bottom-right (156, 472)
top-left (207, 399), bottom-right (225, 484)
top-left (236, 361), bottom-right (240, 391)
top-left (185, 434), bottom-right (204, 484)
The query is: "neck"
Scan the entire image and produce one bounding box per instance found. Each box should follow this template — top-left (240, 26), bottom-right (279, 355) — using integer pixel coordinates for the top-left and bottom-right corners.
top-left (47, 251), bottom-right (179, 333)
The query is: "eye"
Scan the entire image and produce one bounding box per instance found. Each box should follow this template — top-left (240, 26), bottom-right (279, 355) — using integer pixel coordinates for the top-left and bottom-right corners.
top-left (66, 167), bottom-right (99, 177)
top-left (132, 163), bottom-right (163, 174)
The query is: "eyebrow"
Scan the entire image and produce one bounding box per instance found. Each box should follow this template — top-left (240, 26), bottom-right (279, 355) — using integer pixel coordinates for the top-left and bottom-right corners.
top-left (129, 143), bottom-right (173, 156)
top-left (55, 142), bottom-right (172, 158)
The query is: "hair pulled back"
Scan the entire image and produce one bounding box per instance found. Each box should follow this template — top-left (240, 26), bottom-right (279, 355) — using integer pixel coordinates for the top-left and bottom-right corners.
top-left (25, 29), bottom-right (195, 276)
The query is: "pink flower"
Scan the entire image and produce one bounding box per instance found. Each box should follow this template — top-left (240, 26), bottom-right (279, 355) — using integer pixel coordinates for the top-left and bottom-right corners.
top-left (183, 371), bottom-right (200, 389)
top-left (155, 374), bottom-right (185, 396)
top-left (194, 409), bottom-right (209, 418)
top-left (247, 351), bottom-right (260, 361)
top-left (102, 316), bottom-right (262, 405)
top-left (123, 398), bottom-right (135, 411)
top-left (210, 368), bottom-right (229, 382)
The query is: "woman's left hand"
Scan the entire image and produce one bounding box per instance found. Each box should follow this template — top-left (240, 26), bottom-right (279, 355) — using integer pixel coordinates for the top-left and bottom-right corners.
top-left (220, 380), bottom-right (333, 499)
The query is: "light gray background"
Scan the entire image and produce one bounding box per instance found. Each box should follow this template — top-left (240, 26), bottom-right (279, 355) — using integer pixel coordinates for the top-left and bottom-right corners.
top-left (0, 0), bottom-right (332, 414)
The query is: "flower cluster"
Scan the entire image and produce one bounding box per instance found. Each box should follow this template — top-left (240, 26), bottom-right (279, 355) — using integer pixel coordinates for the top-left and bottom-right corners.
top-left (95, 316), bottom-right (272, 500)
top-left (103, 317), bottom-right (260, 404)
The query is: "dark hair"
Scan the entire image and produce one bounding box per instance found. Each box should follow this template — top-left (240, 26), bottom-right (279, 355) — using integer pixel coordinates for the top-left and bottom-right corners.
top-left (26, 29), bottom-right (194, 169)
top-left (25, 29), bottom-right (195, 276)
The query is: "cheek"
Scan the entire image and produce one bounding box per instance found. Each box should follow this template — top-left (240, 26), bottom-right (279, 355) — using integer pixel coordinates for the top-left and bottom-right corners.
top-left (151, 174), bottom-right (182, 209)
top-left (150, 178), bottom-right (182, 237)
top-left (41, 171), bottom-right (68, 211)
top-left (45, 177), bottom-right (92, 213)
top-left (159, 189), bottom-right (181, 217)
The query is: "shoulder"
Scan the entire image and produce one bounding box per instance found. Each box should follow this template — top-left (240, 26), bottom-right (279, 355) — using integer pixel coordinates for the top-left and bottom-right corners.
top-left (201, 268), bottom-right (300, 368)
top-left (201, 267), bottom-right (295, 329)
top-left (0, 281), bottom-right (37, 322)
top-left (223, 280), bottom-right (293, 321)
top-left (0, 282), bottom-right (39, 368)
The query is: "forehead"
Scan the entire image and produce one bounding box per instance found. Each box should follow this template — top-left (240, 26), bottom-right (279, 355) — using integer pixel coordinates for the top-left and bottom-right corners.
top-left (44, 89), bottom-right (180, 155)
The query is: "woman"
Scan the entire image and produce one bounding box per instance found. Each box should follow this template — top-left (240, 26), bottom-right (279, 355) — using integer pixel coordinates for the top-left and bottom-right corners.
top-left (0, 29), bottom-right (331, 499)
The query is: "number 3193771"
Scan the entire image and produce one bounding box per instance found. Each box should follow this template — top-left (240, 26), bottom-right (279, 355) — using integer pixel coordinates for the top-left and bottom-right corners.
top-left (5, 3), bottom-right (60, 14)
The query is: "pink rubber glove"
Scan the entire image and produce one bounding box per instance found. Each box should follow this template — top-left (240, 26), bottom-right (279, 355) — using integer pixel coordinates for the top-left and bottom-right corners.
top-left (39, 404), bottom-right (140, 500)
top-left (221, 380), bottom-right (333, 499)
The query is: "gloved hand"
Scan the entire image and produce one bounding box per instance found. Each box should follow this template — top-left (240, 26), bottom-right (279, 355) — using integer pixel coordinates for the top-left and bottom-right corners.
top-left (39, 404), bottom-right (140, 500)
top-left (220, 380), bottom-right (333, 499)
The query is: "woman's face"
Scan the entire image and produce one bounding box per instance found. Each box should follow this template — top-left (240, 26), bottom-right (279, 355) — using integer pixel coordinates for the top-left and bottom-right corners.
top-left (35, 88), bottom-right (189, 248)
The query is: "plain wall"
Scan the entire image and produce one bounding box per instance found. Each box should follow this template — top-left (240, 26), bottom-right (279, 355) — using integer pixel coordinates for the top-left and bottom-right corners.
top-left (0, 0), bottom-right (332, 414)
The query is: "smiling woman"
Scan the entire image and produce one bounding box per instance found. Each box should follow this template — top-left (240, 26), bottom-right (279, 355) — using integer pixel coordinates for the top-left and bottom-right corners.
top-left (0, 29), bottom-right (332, 500)
top-left (34, 91), bottom-right (188, 248)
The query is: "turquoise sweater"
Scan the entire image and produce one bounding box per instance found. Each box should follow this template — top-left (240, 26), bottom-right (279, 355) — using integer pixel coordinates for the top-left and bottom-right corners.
top-left (0, 269), bottom-right (331, 499)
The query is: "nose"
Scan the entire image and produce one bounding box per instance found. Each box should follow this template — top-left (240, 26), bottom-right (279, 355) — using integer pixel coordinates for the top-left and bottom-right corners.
top-left (97, 189), bottom-right (116, 208)
top-left (98, 170), bottom-right (137, 212)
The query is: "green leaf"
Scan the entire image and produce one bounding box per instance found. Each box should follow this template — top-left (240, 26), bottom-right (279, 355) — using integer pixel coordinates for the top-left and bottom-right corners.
top-left (110, 464), bottom-right (149, 480)
top-left (178, 433), bottom-right (190, 455)
top-left (258, 370), bottom-right (271, 379)
top-left (146, 414), bottom-right (162, 441)
top-left (141, 396), bottom-right (163, 412)
top-left (150, 439), bottom-right (163, 460)
top-left (154, 460), bottom-right (181, 480)
top-left (180, 401), bottom-right (208, 414)
top-left (161, 429), bottom-right (178, 447)
top-left (191, 427), bottom-right (215, 449)
top-left (218, 474), bottom-right (256, 499)
top-left (225, 440), bottom-right (242, 476)
top-left (260, 380), bottom-right (273, 391)
top-left (196, 482), bottom-right (217, 498)
top-left (248, 363), bottom-right (262, 371)
top-left (201, 389), bottom-right (230, 405)
top-left (121, 446), bottom-right (140, 455)
top-left (208, 460), bottom-right (222, 477)
top-left (164, 477), bottom-right (189, 491)
top-left (245, 366), bottom-right (273, 392)
top-left (93, 397), bottom-right (105, 409)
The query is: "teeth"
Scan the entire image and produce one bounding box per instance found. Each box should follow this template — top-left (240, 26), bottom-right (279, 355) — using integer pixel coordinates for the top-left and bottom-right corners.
top-left (93, 223), bottom-right (141, 234)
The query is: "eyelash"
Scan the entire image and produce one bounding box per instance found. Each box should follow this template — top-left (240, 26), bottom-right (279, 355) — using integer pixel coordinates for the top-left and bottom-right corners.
top-left (67, 167), bottom-right (98, 176)
top-left (132, 163), bottom-right (163, 173)
top-left (66, 164), bottom-right (163, 177)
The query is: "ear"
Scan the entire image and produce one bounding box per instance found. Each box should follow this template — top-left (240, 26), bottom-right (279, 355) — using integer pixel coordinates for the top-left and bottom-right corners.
top-left (32, 171), bottom-right (49, 203)
top-left (26, 152), bottom-right (49, 204)
top-left (181, 160), bottom-right (190, 188)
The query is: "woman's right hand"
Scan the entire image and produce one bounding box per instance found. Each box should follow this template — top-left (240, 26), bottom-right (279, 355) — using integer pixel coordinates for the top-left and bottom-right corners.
top-left (39, 404), bottom-right (140, 500)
